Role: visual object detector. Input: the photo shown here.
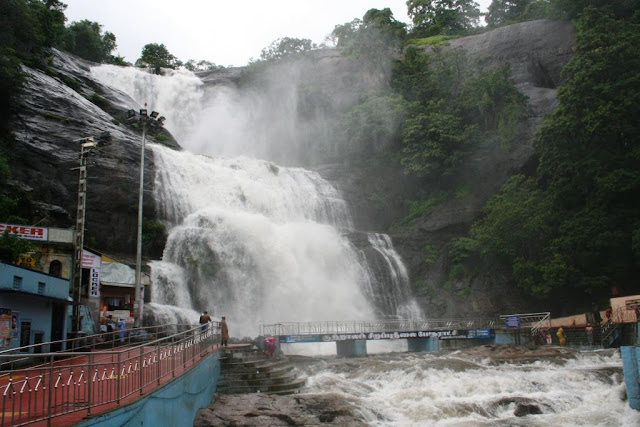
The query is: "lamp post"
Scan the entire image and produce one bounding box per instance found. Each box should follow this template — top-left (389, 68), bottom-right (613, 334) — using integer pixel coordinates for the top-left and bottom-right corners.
top-left (126, 106), bottom-right (166, 327)
top-left (72, 133), bottom-right (111, 333)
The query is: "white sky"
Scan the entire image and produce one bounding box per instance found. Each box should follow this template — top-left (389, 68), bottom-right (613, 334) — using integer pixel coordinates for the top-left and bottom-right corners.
top-left (63, 0), bottom-right (492, 67)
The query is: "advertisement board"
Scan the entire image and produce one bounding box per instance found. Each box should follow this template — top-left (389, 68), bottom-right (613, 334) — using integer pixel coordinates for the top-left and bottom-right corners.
top-left (0, 223), bottom-right (48, 241)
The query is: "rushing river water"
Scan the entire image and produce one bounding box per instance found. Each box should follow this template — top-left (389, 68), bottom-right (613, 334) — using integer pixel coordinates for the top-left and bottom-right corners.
top-left (289, 348), bottom-right (639, 426)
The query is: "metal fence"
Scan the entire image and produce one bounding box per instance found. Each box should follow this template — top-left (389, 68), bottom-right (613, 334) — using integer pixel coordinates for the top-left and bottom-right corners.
top-left (260, 314), bottom-right (556, 337)
top-left (0, 323), bottom-right (220, 426)
top-left (260, 318), bottom-right (503, 337)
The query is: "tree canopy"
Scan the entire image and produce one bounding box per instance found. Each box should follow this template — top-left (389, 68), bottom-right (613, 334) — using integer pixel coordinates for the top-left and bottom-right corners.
top-left (135, 43), bottom-right (182, 74)
top-left (407, 0), bottom-right (481, 36)
top-left (61, 20), bottom-right (117, 63)
top-left (259, 37), bottom-right (316, 62)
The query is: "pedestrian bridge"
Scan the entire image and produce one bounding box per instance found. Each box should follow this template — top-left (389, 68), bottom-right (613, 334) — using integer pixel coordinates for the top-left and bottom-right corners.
top-left (259, 313), bottom-right (551, 357)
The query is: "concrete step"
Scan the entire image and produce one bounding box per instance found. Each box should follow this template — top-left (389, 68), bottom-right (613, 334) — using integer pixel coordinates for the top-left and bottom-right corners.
top-left (217, 377), bottom-right (306, 395)
top-left (220, 364), bottom-right (294, 380)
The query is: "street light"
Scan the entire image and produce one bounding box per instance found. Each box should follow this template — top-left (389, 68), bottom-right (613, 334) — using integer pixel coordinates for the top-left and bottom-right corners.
top-left (72, 133), bottom-right (111, 333)
top-left (127, 105), bottom-right (165, 327)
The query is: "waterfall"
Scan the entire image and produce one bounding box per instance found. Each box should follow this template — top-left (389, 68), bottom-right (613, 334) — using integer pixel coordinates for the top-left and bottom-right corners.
top-left (91, 64), bottom-right (422, 337)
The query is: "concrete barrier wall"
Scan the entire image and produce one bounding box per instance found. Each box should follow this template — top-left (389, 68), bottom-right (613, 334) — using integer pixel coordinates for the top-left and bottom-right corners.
top-left (76, 351), bottom-right (221, 426)
top-left (621, 346), bottom-right (640, 411)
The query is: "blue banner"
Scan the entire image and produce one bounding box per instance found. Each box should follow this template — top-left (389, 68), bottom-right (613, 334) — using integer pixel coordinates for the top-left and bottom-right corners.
top-left (504, 316), bottom-right (521, 328)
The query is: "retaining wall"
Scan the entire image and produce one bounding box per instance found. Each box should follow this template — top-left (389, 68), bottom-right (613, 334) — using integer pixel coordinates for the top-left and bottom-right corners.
top-left (76, 350), bottom-right (221, 426)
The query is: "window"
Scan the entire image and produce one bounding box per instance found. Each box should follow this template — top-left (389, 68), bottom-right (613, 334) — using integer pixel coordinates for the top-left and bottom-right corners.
top-left (49, 260), bottom-right (62, 277)
top-left (13, 276), bottom-right (22, 290)
top-left (38, 282), bottom-right (46, 294)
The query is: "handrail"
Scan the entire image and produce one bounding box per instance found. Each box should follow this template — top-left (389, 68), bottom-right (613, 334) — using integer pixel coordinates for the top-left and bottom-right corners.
top-left (259, 318), bottom-right (505, 336)
top-left (601, 307), bottom-right (625, 345)
top-left (529, 312), bottom-right (551, 336)
top-left (0, 323), bottom-right (193, 355)
top-left (0, 322), bottom-right (221, 426)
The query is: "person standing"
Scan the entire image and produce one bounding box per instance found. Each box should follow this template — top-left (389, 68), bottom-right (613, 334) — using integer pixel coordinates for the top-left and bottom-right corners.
top-left (199, 311), bottom-right (211, 331)
top-left (221, 316), bottom-right (229, 347)
top-left (556, 327), bottom-right (566, 345)
top-left (585, 324), bottom-right (594, 346)
top-left (119, 318), bottom-right (126, 343)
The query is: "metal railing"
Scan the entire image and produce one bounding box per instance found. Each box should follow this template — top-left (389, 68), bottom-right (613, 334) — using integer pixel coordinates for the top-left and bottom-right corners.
top-left (0, 323), bottom-right (220, 426)
top-left (260, 318), bottom-right (501, 337)
top-left (0, 324), bottom-right (197, 371)
top-left (601, 307), bottom-right (625, 346)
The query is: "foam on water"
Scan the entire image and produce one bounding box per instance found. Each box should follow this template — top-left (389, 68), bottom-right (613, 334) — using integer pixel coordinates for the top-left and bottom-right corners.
top-left (299, 349), bottom-right (639, 426)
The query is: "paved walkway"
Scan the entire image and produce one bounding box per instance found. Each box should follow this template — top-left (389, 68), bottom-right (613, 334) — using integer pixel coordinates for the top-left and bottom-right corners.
top-left (0, 342), bottom-right (233, 426)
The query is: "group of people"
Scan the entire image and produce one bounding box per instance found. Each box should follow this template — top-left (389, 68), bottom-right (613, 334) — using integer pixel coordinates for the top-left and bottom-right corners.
top-left (100, 314), bottom-right (126, 342)
top-left (199, 311), bottom-right (229, 347)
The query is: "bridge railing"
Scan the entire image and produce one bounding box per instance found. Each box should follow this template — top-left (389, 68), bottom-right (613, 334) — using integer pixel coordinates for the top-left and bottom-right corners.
top-left (0, 323), bottom-right (196, 371)
top-left (260, 318), bottom-right (502, 337)
top-left (0, 323), bottom-right (220, 427)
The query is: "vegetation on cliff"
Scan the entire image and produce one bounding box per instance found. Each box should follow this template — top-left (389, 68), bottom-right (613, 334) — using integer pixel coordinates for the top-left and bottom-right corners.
top-left (453, 4), bottom-right (640, 306)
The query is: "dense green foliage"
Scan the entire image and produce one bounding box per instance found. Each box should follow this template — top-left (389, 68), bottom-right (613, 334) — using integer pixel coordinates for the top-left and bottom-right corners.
top-left (407, 0), bottom-right (481, 36)
top-left (259, 37), bottom-right (316, 62)
top-left (183, 59), bottom-right (222, 72)
top-left (394, 48), bottom-right (525, 177)
top-left (0, 231), bottom-right (35, 263)
top-left (135, 43), bottom-right (182, 74)
top-left (60, 19), bottom-right (125, 64)
top-left (451, 4), bottom-right (640, 305)
top-left (331, 8), bottom-right (406, 63)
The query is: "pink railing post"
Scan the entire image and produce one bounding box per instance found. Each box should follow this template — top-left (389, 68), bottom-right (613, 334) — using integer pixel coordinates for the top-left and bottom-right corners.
top-left (47, 355), bottom-right (54, 427)
top-left (172, 339), bottom-right (176, 378)
top-left (139, 347), bottom-right (143, 396)
top-left (116, 352), bottom-right (121, 405)
top-left (87, 353), bottom-right (93, 416)
top-left (156, 342), bottom-right (160, 385)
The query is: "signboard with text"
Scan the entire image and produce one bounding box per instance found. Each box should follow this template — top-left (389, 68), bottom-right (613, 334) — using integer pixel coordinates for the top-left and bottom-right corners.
top-left (0, 223), bottom-right (48, 241)
top-left (504, 316), bottom-right (521, 328)
top-left (83, 250), bottom-right (101, 298)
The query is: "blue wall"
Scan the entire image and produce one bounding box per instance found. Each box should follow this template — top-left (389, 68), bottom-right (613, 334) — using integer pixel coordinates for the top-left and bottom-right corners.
top-left (0, 262), bottom-right (70, 299)
top-left (621, 346), bottom-right (640, 411)
top-left (76, 350), bottom-right (221, 426)
top-left (0, 262), bottom-right (71, 351)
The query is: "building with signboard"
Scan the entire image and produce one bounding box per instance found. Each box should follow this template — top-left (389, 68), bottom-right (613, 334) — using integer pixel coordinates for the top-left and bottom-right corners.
top-left (0, 223), bottom-right (83, 351)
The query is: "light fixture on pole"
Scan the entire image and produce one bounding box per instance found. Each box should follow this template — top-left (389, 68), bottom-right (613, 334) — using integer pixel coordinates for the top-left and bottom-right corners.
top-left (127, 106), bottom-right (165, 327)
top-left (71, 133), bottom-right (111, 333)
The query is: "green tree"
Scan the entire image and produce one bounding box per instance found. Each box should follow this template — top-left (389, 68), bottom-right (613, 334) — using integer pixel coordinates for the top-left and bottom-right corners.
top-left (259, 37), bottom-right (316, 62)
top-left (135, 43), bottom-right (182, 74)
top-left (0, 231), bottom-right (35, 263)
top-left (331, 8), bottom-right (406, 58)
top-left (184, 59), bottom-right (221, 72)
top-left (485, 0), bottom-right (532, 27)
top-left (407, 0), bottom-right (481, 36)
top-left (61, 20), bottom-right (117, 63)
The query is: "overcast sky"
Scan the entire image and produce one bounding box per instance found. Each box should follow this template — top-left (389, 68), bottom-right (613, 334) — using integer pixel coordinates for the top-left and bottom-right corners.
top-left (63, 0), bottom-right (492, 67)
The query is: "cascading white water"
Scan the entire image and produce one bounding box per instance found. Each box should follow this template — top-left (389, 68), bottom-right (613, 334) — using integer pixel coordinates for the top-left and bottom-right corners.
top-left (91, 64), bottom-right (422, 336)
top-left (367, 233), bottom-right (422, 318)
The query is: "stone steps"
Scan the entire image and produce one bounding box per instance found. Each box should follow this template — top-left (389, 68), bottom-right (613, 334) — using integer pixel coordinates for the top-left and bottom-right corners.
top-left (217, 347), bottom-right (305, 395)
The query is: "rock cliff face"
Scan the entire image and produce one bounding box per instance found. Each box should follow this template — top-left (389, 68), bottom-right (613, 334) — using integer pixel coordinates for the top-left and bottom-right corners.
top-left (9, 49), bottom-right (179, 257)
top-left (390, 20), bottom-right (576, 317)
top-left (8, 20), bottom-right (576, 317)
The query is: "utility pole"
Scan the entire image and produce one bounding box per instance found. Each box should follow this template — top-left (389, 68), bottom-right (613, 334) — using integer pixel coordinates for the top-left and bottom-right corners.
top-left (72, 137), bottom-right (96, 333)
top-left (128, 106), bottom-right (165, 327)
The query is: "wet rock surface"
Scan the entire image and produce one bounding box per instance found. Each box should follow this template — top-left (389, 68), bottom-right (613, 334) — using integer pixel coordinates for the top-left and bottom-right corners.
top-left (194, 393), bottom-right (367, 426)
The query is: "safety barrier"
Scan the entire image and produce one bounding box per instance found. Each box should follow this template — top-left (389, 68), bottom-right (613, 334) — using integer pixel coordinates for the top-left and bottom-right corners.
top-left (260, 318), bottom-right (502, 337)
top-left (0, 323), bottom-right (220, 426)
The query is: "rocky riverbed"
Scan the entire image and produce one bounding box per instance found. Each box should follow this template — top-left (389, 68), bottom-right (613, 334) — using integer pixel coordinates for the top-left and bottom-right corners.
top-left (194, 392), bottom-right (367, 426)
